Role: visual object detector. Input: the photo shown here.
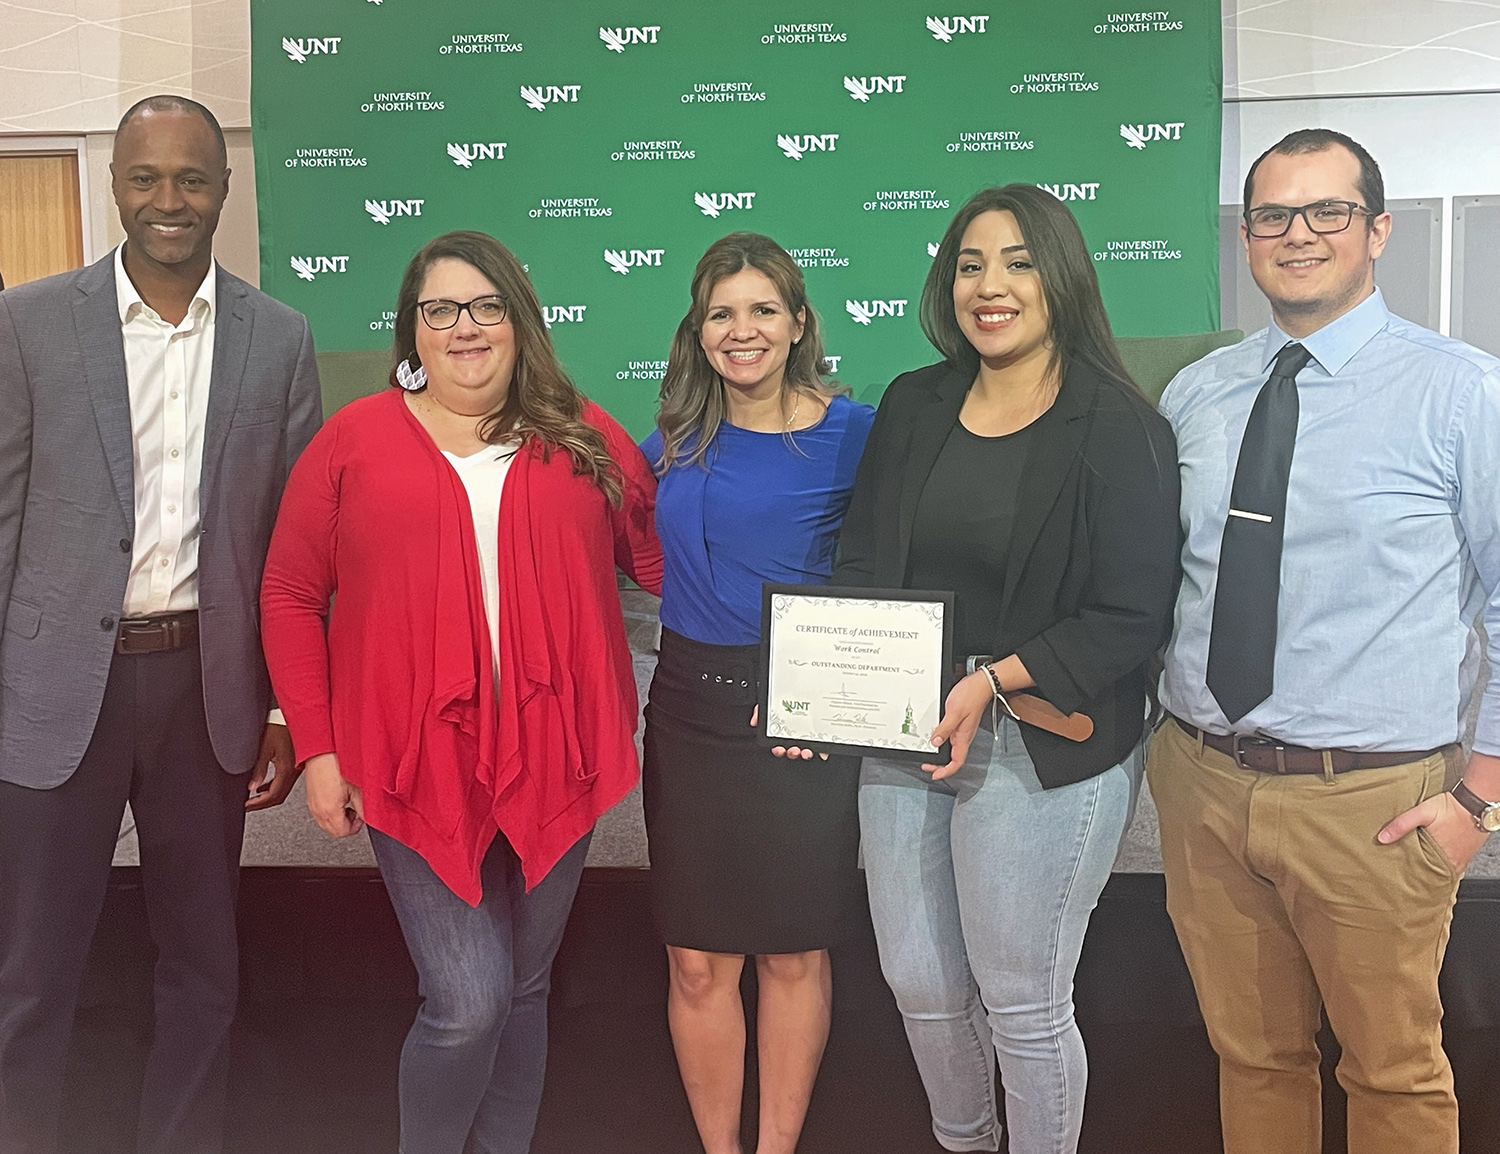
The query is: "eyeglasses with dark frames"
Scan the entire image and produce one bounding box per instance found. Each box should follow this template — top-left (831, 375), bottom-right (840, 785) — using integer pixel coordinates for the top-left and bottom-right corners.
top-left (1243, 200), bottom-right (1374, 239)
top-left (417, 295), bottom-right (509, 330)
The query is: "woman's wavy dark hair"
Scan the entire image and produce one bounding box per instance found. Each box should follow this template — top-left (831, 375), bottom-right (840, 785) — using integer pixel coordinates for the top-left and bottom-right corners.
top-left (652, 231), bottom-right (845, 473)
top-left (390, 230), bottom-right (621, 505)
top-left (921, 184), bottom-right (1146, 404)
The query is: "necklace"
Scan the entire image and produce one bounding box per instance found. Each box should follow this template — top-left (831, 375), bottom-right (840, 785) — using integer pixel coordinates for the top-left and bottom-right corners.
top-left (784, 391), bottom-right (800, 432)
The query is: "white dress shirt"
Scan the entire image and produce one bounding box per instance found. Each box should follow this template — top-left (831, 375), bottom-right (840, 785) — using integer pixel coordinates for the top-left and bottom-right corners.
top-left (112, 245), bottom-right (288, 733)
top-left (115, 243), bottom-right (216, 617)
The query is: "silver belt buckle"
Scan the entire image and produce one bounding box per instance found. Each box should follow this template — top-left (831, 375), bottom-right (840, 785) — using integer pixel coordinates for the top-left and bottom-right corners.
top-left (1232, 734), bottom-right (1289, 773)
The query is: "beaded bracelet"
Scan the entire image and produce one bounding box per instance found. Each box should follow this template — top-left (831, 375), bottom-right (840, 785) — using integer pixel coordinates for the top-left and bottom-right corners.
top-left (979, 662), bottom-right (1022, 731)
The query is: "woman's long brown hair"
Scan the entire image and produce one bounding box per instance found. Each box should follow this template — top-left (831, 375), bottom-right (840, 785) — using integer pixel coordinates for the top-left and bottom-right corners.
top-left (390, 230), bottom-right (622, 505)
top-left (921, 184), bottom-right (1146, 405)
top-left (652, 231), bottom-right (844, 473)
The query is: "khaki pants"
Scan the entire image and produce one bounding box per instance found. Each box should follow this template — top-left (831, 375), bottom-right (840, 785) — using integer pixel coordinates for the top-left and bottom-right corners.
top-left (1147, 718), bottom-right (1461, 1154)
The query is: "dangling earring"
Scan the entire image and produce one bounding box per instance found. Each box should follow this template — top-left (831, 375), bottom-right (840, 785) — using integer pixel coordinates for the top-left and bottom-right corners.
top-left (395, 353), bottom-right (427, 392)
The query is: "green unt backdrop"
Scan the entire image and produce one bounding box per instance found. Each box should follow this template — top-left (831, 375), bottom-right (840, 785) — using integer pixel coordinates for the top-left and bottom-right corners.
top-left (252, 2), bottom-right (1221, 435)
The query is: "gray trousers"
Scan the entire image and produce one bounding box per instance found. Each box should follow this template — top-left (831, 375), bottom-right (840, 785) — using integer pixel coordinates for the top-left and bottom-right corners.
top-left (0, 644), bottom-right (247, 1154)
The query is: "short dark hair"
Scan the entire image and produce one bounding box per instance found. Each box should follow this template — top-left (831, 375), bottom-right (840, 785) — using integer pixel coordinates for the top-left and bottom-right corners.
top-left (921, 184), bottom-right (1144, 401)
top-left (1242, 128), bottom-right (1385, 217)
top-left (116, 95), bottom-right (228, 168)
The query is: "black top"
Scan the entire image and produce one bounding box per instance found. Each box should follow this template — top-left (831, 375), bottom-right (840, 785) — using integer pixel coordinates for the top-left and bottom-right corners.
top-left (907, 419), bottom-right (1037, 658)
top-left (834, 360), bottom-right (1182, 789)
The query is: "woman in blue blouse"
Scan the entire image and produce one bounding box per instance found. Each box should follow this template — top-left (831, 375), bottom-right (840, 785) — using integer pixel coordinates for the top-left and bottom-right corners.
top-left (641, 232), bottom-right (874, 1154)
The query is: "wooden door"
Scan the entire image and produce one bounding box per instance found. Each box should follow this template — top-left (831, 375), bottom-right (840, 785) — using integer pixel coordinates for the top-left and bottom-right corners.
top-left (0, 152), bottom-right (85, 289)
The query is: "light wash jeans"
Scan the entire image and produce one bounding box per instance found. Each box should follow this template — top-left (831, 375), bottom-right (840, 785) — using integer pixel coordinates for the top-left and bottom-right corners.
top-left (368, 826), bottom-right (591, 1154)
top-left (859, 719), bottom-right (1141, 1154)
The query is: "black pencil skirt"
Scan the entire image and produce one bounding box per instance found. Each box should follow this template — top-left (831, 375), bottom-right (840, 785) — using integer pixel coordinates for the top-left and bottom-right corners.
top-left (642, 628), bottom-right (863, 955)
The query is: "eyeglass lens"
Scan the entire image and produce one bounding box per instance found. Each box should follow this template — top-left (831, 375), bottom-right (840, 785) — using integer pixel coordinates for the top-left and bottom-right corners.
top-left (1246, 202), bottom-right (1357, 238)
top-left (420, 297), bottom-right (508, 329)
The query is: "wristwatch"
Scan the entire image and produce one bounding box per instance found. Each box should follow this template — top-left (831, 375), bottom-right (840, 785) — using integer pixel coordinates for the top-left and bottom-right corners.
top-left (1451, 780), bottom-right (1500, 833)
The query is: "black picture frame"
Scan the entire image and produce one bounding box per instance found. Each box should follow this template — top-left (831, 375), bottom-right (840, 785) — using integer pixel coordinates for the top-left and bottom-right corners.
top-left (757, 583), bottom-right (955, 763)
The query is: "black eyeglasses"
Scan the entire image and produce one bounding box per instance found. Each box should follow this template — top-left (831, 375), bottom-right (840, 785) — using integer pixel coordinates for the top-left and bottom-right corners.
top-left (417, 295), bottom-right (508, 330)
top-left (1244, 200), bottom-right (1374, 239)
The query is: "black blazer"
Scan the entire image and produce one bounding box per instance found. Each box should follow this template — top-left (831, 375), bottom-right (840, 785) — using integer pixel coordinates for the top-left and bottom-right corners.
top-left (833, 360), bottom-right (1181, 788)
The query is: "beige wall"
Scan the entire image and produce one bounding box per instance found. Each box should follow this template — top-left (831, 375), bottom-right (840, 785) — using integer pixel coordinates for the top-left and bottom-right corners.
top-left (0, 0), bottom-right (249, 133)
top-left (1224, 0), bottom-right (1500, 99)
top-left (1, 0), bottom-right (258, 284)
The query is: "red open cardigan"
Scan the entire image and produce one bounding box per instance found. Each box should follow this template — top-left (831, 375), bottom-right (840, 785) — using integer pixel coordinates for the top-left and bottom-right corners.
top-left (260, 388), bottom-right (661, 904)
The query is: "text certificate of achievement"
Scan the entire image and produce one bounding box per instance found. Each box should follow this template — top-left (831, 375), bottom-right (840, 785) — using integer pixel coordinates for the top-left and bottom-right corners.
top-left (758, 585), bottom-right (954, 762)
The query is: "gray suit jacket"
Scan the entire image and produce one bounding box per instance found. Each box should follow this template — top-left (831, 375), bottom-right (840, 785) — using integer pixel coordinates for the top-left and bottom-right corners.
top-left (0, 251), bottom-right (323, 788)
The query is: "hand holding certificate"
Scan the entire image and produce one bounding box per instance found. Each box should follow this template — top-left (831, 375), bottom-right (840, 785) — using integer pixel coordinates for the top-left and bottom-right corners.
top-left (758, 585), bottom-right (954, 762)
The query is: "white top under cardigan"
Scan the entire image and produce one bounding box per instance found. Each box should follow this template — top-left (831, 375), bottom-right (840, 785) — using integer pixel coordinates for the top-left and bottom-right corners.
top-left (442, 442), bottom-right (519, 680)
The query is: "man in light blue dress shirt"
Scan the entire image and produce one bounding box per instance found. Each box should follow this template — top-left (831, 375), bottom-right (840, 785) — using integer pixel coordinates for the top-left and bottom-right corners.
top-left (1149, 129), bottom-right (1500, 1154)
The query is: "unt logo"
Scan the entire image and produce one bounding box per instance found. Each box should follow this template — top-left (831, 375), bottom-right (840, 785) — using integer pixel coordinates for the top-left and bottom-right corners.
top-left (1037, 181), bottom-right (1101, 202)
top-left (543, 305), bottom-right (588, 326)
top-left (781, 700), bottom-right (810, 714)
top-left (447, 142), bottom-right (507, 167)
top-left (364, 199), bottom-right (424, 225)
top-left (1120, 122), bottom-right (1185, 150)
top-left (520, 84), bottom-right (581, 112)
top-left (925, 15), bottom-right (989, 41)
top-left (846, 299), bottom-right (908, 325)
top-left (599, 26), bottom-right (661, 52)
top-left (927, 242), bottom-right (941, 258)
top-left (289, 256), bottom-right (349, 282)
top-left (694, 191), bottom-right (757, 218)
top-left (604, 248), bottom-right (665, 275)
top-left (777, 133), bottom-right (839, 160)
top-left (282, 36), bottom-right (341, 63)
top-left (844, 75), bottom-right (907, 101)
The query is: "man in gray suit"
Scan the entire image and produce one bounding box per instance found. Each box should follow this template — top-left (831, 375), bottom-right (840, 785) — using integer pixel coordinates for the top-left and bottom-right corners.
top-left (0, 96), bottom-right (321, 1154)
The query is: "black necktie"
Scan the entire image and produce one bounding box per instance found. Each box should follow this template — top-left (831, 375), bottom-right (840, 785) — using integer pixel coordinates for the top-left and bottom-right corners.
top-left (1205, 341), bottom-right (1312, 723)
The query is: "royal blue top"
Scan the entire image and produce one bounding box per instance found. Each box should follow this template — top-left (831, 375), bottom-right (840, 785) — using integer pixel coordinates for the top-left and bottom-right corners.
top-left (641, 394), bottom-right (876, 646)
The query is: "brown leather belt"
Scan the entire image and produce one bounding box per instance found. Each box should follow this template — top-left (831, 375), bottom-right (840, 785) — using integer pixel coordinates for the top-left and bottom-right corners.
top-left (1171, 715), bottom-right (1436, 775)
top-left (115, 610), bottom-right (199, 655)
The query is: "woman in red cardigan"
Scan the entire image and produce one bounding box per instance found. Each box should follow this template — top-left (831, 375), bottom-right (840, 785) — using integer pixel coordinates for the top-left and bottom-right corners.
top-left (260, 230), bottom-right (661, 1154)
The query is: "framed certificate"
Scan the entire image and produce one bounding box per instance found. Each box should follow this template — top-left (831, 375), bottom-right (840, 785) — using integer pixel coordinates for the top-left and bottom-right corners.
top-left (758, 584), bottom-right (955, 762)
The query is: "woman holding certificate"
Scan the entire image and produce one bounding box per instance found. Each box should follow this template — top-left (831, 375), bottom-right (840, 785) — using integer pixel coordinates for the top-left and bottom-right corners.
top-left (832, 186), bottom-right (1181, 1153)
top-left (641, 232), bottom-right (875, 1154)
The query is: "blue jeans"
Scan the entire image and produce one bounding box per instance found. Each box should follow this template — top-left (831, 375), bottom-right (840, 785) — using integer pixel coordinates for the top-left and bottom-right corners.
top-left (859, 720), bottom-right (1141, 1154)
top-left (369, 826), bottom-right (591, 1154)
